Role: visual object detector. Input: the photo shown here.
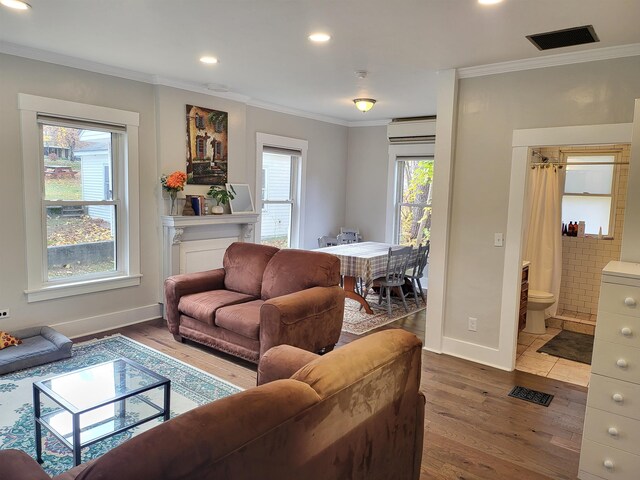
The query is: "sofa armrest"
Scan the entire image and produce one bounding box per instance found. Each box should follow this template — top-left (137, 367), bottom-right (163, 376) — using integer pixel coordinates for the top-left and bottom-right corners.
top-left (259, 285), bottom-right (345, 358)
top-left (164, 268), bottom-right (226, 334)
top-left (257, 344), bottom-right (320, 386)
top-left (0, 450), bottom-right (50, 480)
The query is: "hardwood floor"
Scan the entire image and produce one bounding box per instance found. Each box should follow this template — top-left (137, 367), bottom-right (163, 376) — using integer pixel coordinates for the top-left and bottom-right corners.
top-left (77, 312), bottom-right (586, 480)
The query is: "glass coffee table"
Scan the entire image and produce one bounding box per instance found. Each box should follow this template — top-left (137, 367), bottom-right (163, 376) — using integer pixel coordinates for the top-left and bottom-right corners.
top-left (33, 358), bottom-right (171, 466)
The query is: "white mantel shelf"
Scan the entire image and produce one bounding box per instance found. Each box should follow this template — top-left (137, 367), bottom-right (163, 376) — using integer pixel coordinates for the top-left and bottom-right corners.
top-left (160, 213), bottom-right (260, 302)
top-left (161, 213), bottom-right (260, 228)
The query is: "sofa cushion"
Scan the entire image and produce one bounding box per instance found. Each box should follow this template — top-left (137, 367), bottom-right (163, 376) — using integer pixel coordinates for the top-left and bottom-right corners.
top-left (215, 300), bottom-right (264, 340)
top-left (223, 242), bottom-right (279, 297)
top-left (179, 290), bottom-right (255, 326)
top-left (261, 249), bottom-right (341, 300)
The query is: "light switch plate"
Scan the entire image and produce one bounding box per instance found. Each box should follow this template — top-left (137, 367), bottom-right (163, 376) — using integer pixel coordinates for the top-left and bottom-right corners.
top-left (494, 233), bottom-right (504, 247)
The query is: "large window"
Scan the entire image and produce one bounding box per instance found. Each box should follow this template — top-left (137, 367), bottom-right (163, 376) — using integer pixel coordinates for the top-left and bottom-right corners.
top-left (394, 157), bottom-right (433, 245)
top-left (561, 151), bottom-right (618, 236)
top-left (256, 134), bottom-right (307, 249)
top-left (19, 94), bottom-right (140, 302)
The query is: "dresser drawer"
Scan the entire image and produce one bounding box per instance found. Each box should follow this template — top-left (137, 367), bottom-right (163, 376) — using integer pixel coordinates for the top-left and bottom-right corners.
top-left (588, 374), bottom-right (640, 420)
top-left (583, 407), bottom-right (640, 454)
top-left (592, 340), bottom-right (640, 384)
top-left (579, 439), bottom-right (640, 480)
top-left (595, 312), bottom-right (640, 348)
top-left (599, 283), bottom-right (640, 318)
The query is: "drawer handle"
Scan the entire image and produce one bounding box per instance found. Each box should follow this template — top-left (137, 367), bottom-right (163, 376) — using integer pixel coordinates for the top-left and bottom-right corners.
top-left (616, 358), bottom-right (628, 368)
top-left (624, 297), bottom-right (637, 306)
top-left (613, 393), bottom-right (624, 403)
top-left (608, 427), bottom-right (619, 437)
top-left (604, 459), bottom-right (614, 470)
top-left (621, 327), bottom-right (632, 337)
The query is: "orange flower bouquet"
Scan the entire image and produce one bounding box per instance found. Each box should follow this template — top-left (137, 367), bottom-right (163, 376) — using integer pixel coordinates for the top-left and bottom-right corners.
top-left (161, 171), bottom-right (187, 215)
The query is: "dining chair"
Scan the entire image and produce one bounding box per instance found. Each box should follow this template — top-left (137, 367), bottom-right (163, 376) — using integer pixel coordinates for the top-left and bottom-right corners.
top-left (318, 235), bottom-right (338, 248)
top-left (340, 227), bottom-right (363, 242)
top-left (405, 240), bottom-right (430, 307)
top-left (337, 232), bottom-right (358, 244)
top-left (375, 246), bottom-right (413, 316)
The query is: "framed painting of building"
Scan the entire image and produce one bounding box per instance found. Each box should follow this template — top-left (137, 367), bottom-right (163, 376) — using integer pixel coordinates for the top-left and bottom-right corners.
top-left (186, 105), bottom-right (228, 185)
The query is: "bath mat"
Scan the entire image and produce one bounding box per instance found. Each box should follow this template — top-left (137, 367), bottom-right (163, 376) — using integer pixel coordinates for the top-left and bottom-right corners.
top-left (537, 330), bottom-right (594, 365)
top-left (508, 386), bottom-right (554, 407)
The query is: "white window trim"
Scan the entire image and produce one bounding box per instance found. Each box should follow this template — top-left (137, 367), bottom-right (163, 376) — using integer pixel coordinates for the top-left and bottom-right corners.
top-left (255, 133), bottom-right (307, 248)
top-left (19, 94), bottom-right (141, 302)
top-left (385, 143), bottom-right (435, 243)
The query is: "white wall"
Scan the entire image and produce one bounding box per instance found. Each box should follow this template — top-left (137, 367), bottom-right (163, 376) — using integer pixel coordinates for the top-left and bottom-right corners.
top-left (445, 57), bottom-right (640, 350)
top-left (345, 126), bottom-right (389, 242)
top-left (246, 106), bottom-right (348, 249)
top-left (0, 53), bottom-right (160, 336)
top-left (621, 99), bottom-right (640, 262)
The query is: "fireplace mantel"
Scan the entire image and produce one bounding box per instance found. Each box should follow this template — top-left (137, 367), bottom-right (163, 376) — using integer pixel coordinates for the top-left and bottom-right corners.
top-left (160, 214), bottom-right (259, 300)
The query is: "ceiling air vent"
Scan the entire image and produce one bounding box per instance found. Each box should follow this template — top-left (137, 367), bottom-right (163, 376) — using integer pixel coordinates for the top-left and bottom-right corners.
top-left (526, 25), bottom-right (599, 51)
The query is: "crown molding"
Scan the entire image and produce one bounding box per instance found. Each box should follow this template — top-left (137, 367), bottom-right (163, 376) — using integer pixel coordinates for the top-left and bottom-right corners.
top-left (247, 99), bottom-right (349, 126)
top-left (347, 119), bottom-right (391, 127)
top-left (151, 76), bottom-right (250, 103)
top-left (458, 43), bottom-right (640, 79)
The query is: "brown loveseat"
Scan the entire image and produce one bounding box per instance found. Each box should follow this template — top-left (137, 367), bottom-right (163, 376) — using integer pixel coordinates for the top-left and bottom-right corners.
top-left (1, 329), bottom-right (424, 480)
top-left (164, 242), bottom-right (345, 363)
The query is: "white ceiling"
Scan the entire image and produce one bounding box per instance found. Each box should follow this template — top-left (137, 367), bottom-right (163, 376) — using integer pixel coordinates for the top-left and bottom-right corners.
top-left (1, 0), bottom-right (640, 123)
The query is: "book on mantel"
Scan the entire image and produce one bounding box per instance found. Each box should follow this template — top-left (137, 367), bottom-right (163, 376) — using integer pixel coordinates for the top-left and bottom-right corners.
top-left (191, 195), bottom-right (206, 215)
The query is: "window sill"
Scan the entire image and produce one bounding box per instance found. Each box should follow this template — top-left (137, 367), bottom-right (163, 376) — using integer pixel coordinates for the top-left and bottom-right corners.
top-left (25, 274), bottom-right (142, 303)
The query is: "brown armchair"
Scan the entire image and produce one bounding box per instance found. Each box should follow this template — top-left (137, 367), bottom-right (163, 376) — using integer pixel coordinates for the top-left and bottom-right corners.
top-left (164, 242), bottom-right (345, 363)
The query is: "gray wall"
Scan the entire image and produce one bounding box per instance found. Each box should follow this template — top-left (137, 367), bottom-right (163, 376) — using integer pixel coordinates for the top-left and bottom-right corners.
top-left (445, 56), bottom-right (640, 348)
top-left (0, 53), bottom-right (159, 332)
top-left (246, 106), bottom-right (348, 249)
top-left (345, 126), bottom-right (389, 242)
top-left (0, 53), bottom-right (350, 334)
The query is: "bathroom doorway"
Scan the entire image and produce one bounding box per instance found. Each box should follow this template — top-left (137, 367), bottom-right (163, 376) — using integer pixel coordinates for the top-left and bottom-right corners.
top-left (496, 123), bottom-right (634, 375)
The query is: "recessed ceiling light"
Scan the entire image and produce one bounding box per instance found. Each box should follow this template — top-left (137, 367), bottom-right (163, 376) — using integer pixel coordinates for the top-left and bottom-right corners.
top-left (1, 0), bottom-right (31, 10)
top-left (199, 56), bottom-right (218, 65)
top-left (478, 0), bottom-right (503, 5)
top-left (309, 33), bottom-right (331, 43)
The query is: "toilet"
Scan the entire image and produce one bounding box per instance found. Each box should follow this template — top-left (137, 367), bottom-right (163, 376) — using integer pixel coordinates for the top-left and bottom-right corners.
top-left (524, 290), bottom-right (556, 334)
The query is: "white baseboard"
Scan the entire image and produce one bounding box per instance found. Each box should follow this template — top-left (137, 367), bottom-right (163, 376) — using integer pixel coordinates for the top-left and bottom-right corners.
top-left (51, 304), bottom-right (162, 339)
top-left (441, 336), bottom-right (512, 372)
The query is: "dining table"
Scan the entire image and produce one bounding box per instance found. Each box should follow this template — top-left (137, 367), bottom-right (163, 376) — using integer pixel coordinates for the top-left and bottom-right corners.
top-left (315, 241), bottom-right (415, 314)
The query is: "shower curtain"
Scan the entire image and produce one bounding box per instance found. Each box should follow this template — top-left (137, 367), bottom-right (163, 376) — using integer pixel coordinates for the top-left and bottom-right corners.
top-left (523, 164), bottom-right (563, 317)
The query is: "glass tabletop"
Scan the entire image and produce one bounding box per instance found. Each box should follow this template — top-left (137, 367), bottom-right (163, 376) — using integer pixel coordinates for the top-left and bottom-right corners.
top-left (36, 358), bottom-right (167, 413)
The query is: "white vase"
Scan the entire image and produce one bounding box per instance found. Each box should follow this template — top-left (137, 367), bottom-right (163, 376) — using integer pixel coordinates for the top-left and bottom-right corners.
top-left (211, 204), bottom-right (224, 215)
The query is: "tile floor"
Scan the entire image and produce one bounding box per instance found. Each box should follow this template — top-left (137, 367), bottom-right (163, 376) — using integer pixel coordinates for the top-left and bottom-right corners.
top-left (515, 327), bottom-right (592, 387)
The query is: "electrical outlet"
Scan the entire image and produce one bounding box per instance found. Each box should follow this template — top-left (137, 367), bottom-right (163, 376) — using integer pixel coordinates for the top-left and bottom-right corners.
top-left (0, 309), bottom-right (9, 319)
top-left (468, 317), bottom-right (477, 331)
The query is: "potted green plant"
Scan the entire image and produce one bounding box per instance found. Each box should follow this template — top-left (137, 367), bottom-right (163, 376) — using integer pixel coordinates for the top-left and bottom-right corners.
top-left (207, 185), bottom-right (235, 214)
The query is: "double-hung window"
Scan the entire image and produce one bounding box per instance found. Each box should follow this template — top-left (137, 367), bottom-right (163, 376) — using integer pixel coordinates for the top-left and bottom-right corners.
top-left (256, 133), bottom-right (307, 249)
top-left (394, 157), bottom-right (434, 245)
top-left (19, 94), bottom-right (140, 302)
top-left (561, 151), bottom-right (619, 236)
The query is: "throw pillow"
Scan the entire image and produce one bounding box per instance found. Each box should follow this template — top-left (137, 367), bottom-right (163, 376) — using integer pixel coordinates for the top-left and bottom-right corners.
top-left (0, 331), bottom-right (22, 350)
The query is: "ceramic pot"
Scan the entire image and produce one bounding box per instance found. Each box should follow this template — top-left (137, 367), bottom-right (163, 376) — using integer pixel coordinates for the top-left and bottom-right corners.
top-left (211, 204), bottom-right (224, 215)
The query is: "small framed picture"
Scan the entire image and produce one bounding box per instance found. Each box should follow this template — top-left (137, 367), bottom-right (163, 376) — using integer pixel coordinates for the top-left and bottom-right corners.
top-left (226, 183), bottom-right (255, 214)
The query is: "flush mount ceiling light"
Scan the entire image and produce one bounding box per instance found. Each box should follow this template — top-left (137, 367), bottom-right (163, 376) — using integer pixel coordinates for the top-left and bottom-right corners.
top-left (478, 0), bottom-right (503, 5)
top-left (1, 0), bottom-right (31, 9)
top-left (199, 56), bottom-right (218, 65)
top-left (309, 33), bottom-right (331, 43)
top-left (353, 98), bottom-right (376, 113)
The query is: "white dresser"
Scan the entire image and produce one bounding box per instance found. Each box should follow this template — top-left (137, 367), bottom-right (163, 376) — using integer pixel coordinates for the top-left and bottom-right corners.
top-left (579, 261), bottom-right (640, 480)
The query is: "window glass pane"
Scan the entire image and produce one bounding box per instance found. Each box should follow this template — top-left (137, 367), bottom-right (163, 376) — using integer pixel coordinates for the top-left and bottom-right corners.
top-left (400, 159), bottom-right (434, 204)
top-left (564, 155), bottom-right (614, 195)
top-left (47, 206), bottom-right (116, 280)
top-left (399, 206), bottom-right (431, 246)
top-left (562, 196), bottom-right (611, 235)
top-left (260, 203), bottom-right (291, 248)
top-left (43, 126), bottom-right (112, 201)
top-left (262, 153), bottom-right (292, 202)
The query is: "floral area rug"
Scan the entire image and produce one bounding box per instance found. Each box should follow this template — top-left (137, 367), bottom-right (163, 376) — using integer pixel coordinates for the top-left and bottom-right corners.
top-left (342, 289), bottom-right (426, 335)
top-left (0, 334), bottom-right (241, 476)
